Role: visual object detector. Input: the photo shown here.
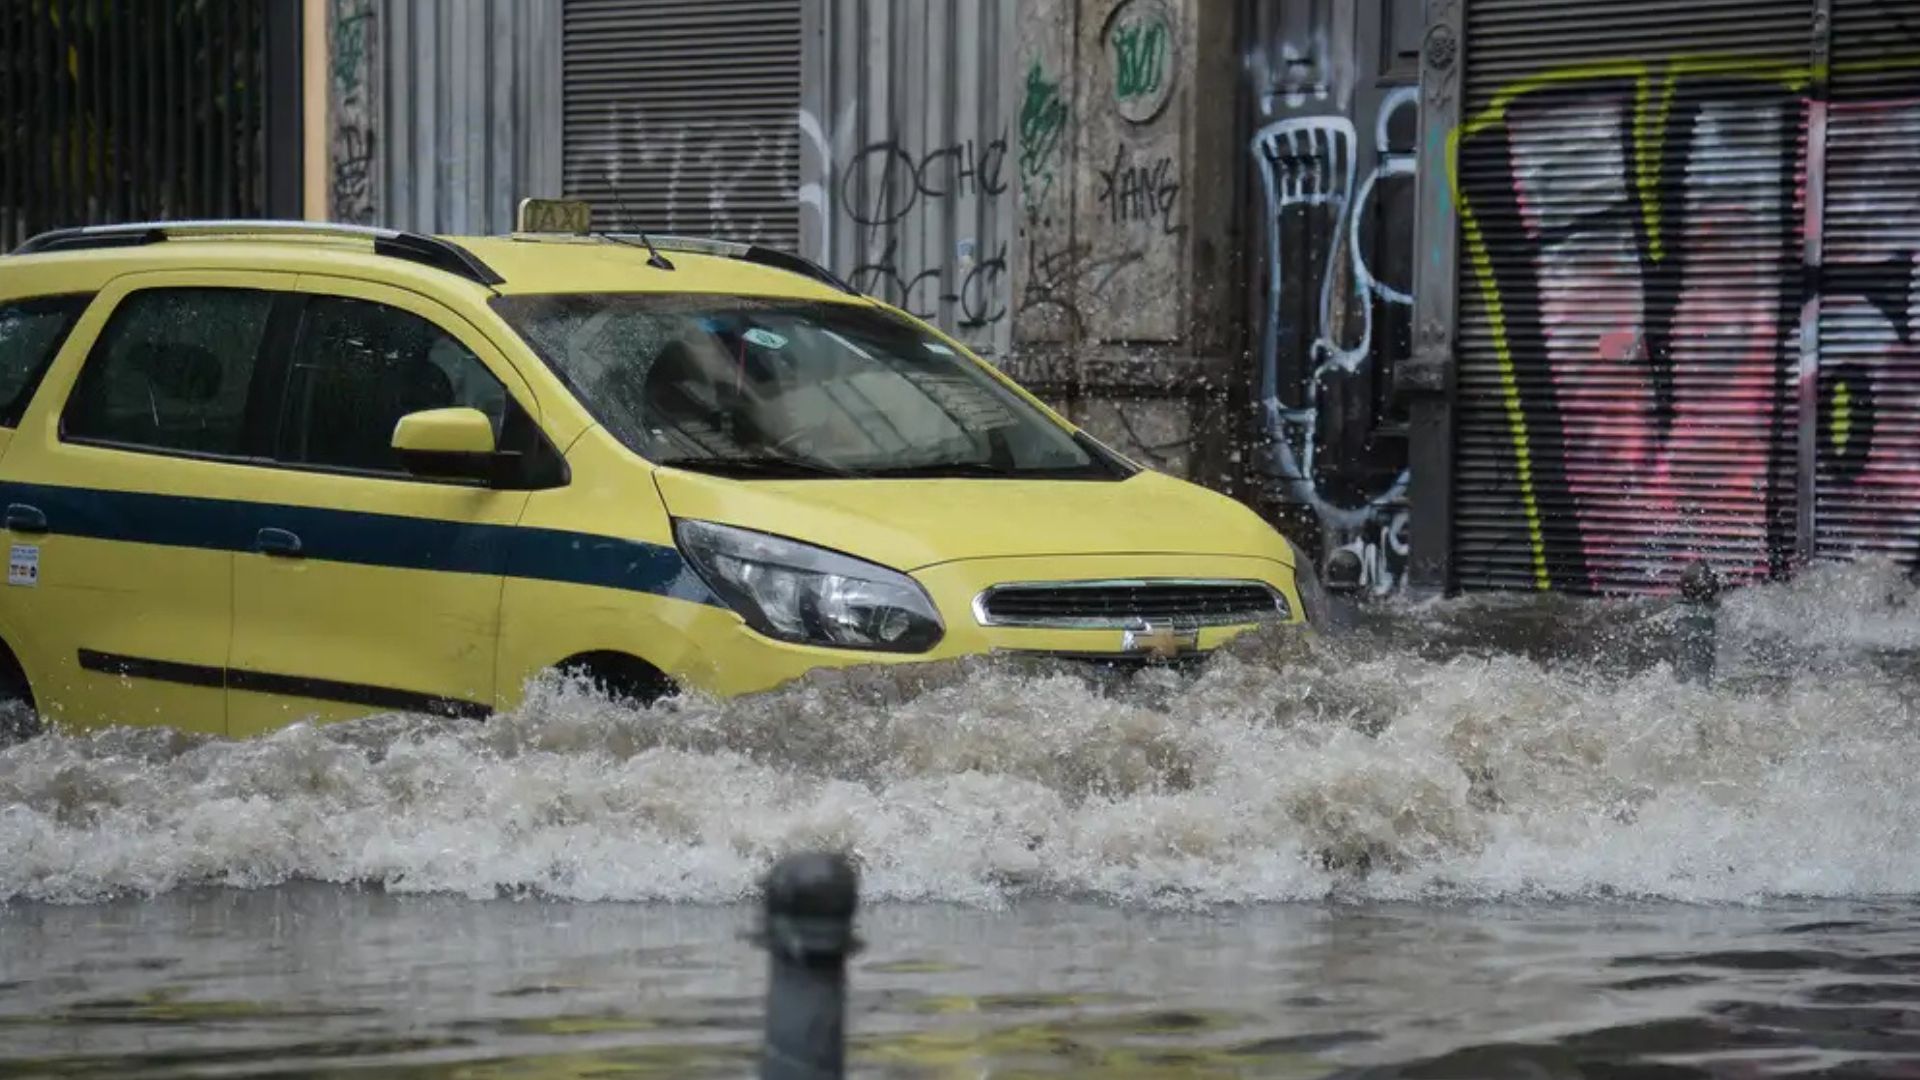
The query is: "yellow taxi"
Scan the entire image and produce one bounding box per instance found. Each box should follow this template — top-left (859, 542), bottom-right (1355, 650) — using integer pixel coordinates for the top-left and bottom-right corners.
top-left (0, 208), bottom-right (1313, 740)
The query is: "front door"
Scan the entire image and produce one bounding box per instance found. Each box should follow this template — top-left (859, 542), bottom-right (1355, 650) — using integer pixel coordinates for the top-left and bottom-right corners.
top-left (226, 277), bottom-right (541, 736)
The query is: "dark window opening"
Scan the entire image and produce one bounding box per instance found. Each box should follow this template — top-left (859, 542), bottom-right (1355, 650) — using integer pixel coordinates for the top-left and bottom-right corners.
top-left (62, 288), bottom-right (275, 456)
top-left (0, 294), bottom-right (92, 427)
top-left (273, 296), bottom-right (512, 476)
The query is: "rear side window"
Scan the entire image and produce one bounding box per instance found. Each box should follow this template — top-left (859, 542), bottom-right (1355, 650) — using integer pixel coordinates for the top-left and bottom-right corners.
top-left (0, 295), bottom-right (91, 427)
top-left (62, 288), bottom-right (275, 456)
top-left (273, 296), bottom-right (510, 475)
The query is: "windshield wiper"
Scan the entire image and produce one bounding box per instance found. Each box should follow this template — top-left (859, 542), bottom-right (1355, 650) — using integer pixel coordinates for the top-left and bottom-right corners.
top-left (860, 459), bottom-right (1126, 479)
top-left (858, 461), bottom-right (1030, 478)
top-left (652, 454), bottom-right (866, 479)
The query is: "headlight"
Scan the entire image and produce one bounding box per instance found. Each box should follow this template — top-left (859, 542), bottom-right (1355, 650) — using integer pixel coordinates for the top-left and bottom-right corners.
top-left (674, 519), bottom-right (945, 652)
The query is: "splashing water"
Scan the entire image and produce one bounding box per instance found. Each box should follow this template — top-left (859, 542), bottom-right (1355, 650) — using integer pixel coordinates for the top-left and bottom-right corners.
top-left (4, 560), bottom-right (1917, 908)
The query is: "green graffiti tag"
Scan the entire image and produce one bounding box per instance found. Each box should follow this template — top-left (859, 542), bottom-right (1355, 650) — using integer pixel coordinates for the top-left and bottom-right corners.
top-left (1019, 63), bottom-right (1069, 202)
top-left (1103, 0), bottom-right (1176, 123)
top-left (329, 0), bottom-right (375, 94)
top-left (1112, 17), bottom-right (1168, 102)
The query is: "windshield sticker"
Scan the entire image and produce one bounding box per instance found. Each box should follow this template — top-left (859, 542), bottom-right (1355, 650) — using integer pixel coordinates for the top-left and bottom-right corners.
top-left (8, 544), bottom-right (37, 587)
top-left (924, 342), bottom-right (956, 356)
top-left (743, 328), bottom-right (788, 350)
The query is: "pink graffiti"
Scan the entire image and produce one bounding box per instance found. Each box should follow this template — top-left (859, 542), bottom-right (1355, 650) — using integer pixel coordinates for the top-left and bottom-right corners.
top-left (1490, 88), bottom-right (1920, 590)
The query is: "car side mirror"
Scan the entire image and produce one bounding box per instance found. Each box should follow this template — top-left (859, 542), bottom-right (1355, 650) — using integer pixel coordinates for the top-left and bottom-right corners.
top-left (391, 407), bottom-right (502, 483)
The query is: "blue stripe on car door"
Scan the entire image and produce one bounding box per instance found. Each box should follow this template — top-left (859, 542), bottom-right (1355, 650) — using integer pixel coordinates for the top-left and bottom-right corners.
top-left (0, 481), bottom-right (719, 605)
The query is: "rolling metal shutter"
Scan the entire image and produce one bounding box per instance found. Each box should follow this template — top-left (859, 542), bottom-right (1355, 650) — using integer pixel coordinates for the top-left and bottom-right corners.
top-left (561, 0), bottom-right (802, 250)
top-left (1812, 2), bottom-right (1920, 569)
top-left (1452, 0), bottom-right (1811, 593)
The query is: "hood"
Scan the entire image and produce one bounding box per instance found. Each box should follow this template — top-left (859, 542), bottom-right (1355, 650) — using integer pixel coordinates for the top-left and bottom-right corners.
top-left (652, 468), bottom-right (1295, 572)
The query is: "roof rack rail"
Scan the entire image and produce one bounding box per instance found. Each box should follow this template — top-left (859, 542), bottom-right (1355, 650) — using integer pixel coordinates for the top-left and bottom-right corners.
top-left (10, 220), bottom-right (506, 287)
top-left (606, 233), bottom-right (859, 296)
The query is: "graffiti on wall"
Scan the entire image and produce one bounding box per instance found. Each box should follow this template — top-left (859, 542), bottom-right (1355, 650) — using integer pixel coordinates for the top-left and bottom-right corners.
top-left (1097, 145), bottom-right (1180, 234)
top-left (1454, 55), bottom-right (1920, 591)
top-left (590, 104), bottom-right (800, 245)
top-left (1106, 0), bottom-right (1176, 123)
top-left (328, 0), bottom-right (378, 224)
top-left (1251, 85), bottom-right (1419, 594)
top-left (795, 95), bottom-right (1014, 354)
top-left (1015, 5), bottom-right (1189, 350)
top-left (1012, 54), bottom-right (1086, 342)
top-left (1020, 62), bottom-right (1071, 211)
top-left (1017, 111), bottom-right (1165, 343)
top-left (836, 133), bottom-right (1012, 337)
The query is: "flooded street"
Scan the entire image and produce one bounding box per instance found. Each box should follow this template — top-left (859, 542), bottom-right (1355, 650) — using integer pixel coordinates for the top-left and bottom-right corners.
top-left (9, 888), bottom-right (1920, 1077)
top-left (6, 561), bottom-right (1920, 1076)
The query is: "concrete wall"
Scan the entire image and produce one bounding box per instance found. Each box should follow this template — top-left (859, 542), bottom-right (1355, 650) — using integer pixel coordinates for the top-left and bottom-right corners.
top-left (1002, 0), bottom-right (1242, 485)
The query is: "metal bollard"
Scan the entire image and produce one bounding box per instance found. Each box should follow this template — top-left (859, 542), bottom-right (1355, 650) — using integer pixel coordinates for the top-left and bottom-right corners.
top-left (1674, 561), bottom-right (1721, 685)
top-left (759, 852), bottom-right (860, 1080)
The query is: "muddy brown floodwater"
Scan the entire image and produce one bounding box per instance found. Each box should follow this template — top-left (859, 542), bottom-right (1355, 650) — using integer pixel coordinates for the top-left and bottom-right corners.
top-left (5, 560), bottom-right (1920, 1076)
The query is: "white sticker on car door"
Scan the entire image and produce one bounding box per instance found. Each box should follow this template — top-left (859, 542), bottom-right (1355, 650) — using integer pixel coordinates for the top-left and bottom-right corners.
top-left (7, 544), bottom-right (37, 587)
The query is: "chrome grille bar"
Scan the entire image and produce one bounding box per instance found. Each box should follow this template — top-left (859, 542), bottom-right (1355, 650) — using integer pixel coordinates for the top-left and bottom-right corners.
top-left (972, 579), bottom-right (1289, 629)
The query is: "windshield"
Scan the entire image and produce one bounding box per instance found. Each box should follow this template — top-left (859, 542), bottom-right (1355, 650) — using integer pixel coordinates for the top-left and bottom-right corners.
top-left (493, 294), bottom-right (1124, 479)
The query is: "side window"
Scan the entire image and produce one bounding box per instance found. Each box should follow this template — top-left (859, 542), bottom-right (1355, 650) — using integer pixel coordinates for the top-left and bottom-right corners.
top-left (0, 295), bottom-right (91, 427)
top-left (274, 296), bottom-right (511, 475)
top-left (62, 288), bottom-right (275, 455)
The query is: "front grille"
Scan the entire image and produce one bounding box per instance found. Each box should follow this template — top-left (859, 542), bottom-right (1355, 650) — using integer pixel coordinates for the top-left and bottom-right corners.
top-left (973, 580), bottom-right (1287, 629)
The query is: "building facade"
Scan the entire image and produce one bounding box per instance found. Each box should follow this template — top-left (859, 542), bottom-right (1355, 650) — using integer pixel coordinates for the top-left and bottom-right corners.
top-left (0, 0), bottom-right (305, 245)
top-left (8, 1), bottom-right (1917, 598)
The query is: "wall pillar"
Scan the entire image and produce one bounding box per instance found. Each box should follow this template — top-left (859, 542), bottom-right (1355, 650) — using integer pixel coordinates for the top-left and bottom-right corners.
top-left (1401, 0), bottom-right (1464, 595)
top-left (301, 0), bottom-right (328, 220)
top-left (1007, 0), bottom-right (1241, 485)
top-left (325, 0), bottom-right (380, 225)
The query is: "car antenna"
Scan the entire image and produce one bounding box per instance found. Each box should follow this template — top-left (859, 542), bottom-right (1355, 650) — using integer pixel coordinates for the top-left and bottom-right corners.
top-left (600, 167), bottom-right (675, 271)
top-left (634, 229), bottom-right (675, 271)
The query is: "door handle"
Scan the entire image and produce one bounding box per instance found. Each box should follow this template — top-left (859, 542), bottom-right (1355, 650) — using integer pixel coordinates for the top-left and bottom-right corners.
top-left (255, 527), bottom-right (303, 557)
top-left (4, 503), bottom-right (47, 534)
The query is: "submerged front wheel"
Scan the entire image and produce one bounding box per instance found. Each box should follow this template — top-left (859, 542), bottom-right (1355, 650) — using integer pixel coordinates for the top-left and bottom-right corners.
top-left (556, 652), bottom-right (679, 708)
top-left (0, 661), bottom-right (40, 746)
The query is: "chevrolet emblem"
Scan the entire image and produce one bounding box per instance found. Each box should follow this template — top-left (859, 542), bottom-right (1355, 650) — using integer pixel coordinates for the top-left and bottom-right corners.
top-left (1121, 623), bottom-right (1200, 660)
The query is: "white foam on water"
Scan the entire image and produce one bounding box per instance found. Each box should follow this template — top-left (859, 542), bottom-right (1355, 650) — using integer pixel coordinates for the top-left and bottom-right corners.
top-left (3, 560), bottom-right (1918, 907)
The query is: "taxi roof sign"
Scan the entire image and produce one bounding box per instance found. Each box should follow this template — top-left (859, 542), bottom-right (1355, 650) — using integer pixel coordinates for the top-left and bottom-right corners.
top-left (516, 197), bottom-right (592, 235)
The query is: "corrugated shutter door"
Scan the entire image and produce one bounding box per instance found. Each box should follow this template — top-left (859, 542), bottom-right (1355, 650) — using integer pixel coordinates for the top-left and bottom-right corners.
top-left (1453, 0), bottom-right (1811, 593)
top-left (1813, 2), bottom-right (1920, 569)
top-left (561, 0), bottom-right (802, 250)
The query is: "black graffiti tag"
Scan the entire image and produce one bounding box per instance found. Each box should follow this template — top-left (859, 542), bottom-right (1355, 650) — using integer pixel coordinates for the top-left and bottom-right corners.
top-left (1097, 146), bottom-right (1181, 235)
top-left (839, 136), bottom-right (1010, 227)
top-left (958, 248), bottom-right (1009, 328)
top-left (331, 126), bottom-right (376, 226)
top-left (850, 236), bottom-right (1009, 328)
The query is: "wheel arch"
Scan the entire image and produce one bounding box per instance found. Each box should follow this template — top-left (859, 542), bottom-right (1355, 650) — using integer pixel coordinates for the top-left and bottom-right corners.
top-left (0, 630), bottom-right (37, 708)
top-left (553, 650), bottom-right (678, 706)
top-left (0, 629), bottom-right (42, 744)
